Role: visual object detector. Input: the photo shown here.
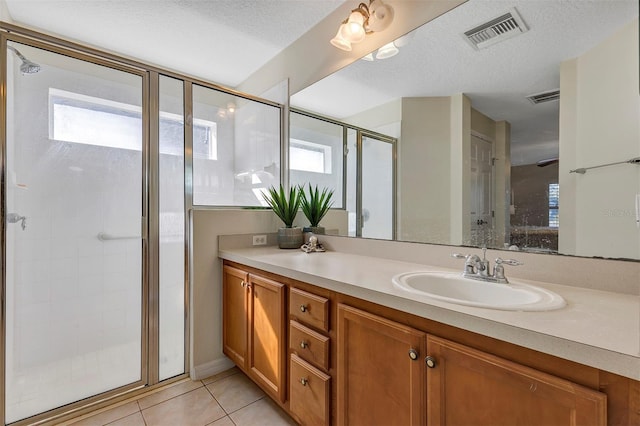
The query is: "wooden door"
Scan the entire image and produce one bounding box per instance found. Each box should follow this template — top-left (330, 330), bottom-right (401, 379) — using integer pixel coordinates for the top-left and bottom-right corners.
top-left (337, 304), bottom-right (426, 426)
top-left (426, 335), bottom-right (607, 426)
top-left (248, 274), bottom-right (286, 402)
top-left (222, 265), bottom-right (248, 368)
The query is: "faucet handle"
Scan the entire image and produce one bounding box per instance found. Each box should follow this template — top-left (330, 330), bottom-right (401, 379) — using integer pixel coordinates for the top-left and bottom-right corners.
top-left (495, 258), bottom-right (523, 266)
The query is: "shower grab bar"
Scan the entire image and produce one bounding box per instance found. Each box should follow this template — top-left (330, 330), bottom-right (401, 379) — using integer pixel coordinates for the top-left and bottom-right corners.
top-left (97, 232), bottom-right (140, 241)
top-left (569, 157), bottom-right (640, 174)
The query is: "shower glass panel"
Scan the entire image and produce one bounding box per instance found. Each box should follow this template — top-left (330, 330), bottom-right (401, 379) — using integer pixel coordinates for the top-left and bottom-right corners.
top-left (361, 134), bottom-right (394, 240)
top-left (158, 75), bottom-right (185, 380)
top-left (192, 84), bottom-right (281, 206)
top-left (4, 42), bottom-right (143, 422)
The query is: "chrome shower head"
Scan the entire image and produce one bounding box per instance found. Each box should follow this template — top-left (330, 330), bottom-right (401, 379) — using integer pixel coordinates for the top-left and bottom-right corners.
top-left (7, 45), bottom-right (41, 75)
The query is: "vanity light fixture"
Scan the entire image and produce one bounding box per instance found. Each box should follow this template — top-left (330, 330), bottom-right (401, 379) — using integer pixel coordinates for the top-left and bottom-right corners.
top-left (360, 29), bottom-right (416, 62)
top-left (330, 0), bottom-right (394, 52)
top-left (375, 42), bottom-right (398, 59)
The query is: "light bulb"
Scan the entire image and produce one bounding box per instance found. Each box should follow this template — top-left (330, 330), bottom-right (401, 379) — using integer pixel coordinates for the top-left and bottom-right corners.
top-left (375, 42), bottom-right (399, 60)
top-left (341, 11), bottom-right (366, 43)
top-left (330, 24), bottom-right (352, 51)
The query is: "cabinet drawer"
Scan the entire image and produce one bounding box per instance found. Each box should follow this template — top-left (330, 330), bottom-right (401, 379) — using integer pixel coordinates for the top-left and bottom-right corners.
top-left (290, 353), bottom-right (330, 426)
top-left (290, 320), bottom-right (330, 371)
top-left (290, 287), bottom-right (329, 332)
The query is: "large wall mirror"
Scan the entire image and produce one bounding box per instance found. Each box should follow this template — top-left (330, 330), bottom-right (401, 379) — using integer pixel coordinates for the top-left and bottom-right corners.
top-left (291, 0), bottom-right (640, 261)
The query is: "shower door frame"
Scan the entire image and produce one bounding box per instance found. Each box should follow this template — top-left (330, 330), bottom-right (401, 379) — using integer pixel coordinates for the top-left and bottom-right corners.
top-left (0, 32), bottom-right (155, 426)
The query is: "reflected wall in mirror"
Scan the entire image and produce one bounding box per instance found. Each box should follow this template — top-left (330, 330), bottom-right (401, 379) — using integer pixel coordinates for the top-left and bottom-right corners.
top-left (291, 0), bottom-right (640, 260)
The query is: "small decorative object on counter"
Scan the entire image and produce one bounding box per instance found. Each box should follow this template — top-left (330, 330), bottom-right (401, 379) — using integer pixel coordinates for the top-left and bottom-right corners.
top-left (300, 184), bottom-right (334, 234)
top-left (301, 235), bottom-right (326, 253)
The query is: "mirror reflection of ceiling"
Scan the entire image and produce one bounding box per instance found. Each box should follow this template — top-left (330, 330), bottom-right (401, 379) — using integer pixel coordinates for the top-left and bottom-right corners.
top-left (291, 0), bottom-right (638, 166)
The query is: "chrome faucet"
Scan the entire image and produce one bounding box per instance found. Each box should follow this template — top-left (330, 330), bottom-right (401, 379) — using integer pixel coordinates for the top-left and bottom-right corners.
top-left (452, 249), bottom-right (522, 284)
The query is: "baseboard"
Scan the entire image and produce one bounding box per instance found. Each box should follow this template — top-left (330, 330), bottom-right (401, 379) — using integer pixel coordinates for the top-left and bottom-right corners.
top-left (190, 357), bottom-right (235, 380)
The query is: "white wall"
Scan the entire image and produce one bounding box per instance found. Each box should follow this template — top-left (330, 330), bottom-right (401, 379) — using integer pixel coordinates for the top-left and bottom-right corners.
top-left (0, 0), bottom-right (12, 22)
top-left (559, 19), bottom-right (640, 259)
top-left (400, 97), bottom-right (453, 243)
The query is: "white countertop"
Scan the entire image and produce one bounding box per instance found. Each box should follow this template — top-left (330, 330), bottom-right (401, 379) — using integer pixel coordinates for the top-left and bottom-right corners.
top-left (219, 247), bottom-right (640, 380)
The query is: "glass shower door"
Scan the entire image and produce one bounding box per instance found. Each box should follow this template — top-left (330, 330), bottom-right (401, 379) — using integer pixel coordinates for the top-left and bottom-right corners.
top-left (4, 41), bottom-right (145, 423)
top-left (361, 134), bottom-right (395, 239)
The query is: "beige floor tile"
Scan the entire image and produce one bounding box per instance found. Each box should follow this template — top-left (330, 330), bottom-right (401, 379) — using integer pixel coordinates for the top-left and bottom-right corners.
top-left (106, 412), bottom-right (146, 426)
top-left (141, 387), bottom-right (226, 426)
top-left (206, 372), bottom-right (265, 414)
top-left (229, 398), bottom-right (296, 426)
top-left (137, 379), bottom-right (203, 410)
top-left (206, 415), bottom-right (236, 426)
top-left (202, 367), bottom-right (240, 385)
top-left (69, 401), bottom-right (140, 426)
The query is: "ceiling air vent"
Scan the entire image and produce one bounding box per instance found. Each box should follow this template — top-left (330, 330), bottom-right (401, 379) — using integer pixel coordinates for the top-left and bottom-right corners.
top-left (464, 8), bottom-right (528, 50)
top-left (526, 89), bottom-right (560, 105)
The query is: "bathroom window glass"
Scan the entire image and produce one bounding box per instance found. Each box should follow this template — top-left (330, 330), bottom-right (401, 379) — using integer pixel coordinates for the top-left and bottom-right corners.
top-left (290, 111), bottom-right (344, 208)
top-left (549, 183), bottom-right (559, 228)
top-left (49, 88), bottom-right (216, 158)
top-left (290, 139), bottom-right (331, 174)
top-left (192, 84), bottom-right (281, 206)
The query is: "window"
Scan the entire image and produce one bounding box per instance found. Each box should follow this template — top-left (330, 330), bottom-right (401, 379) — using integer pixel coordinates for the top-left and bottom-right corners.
top-left (49, 88), bottom-right (216, 158)
top-left (548, 183), bottom-right (559, 227)
top-left (290, 139), bottom-right (332, 174)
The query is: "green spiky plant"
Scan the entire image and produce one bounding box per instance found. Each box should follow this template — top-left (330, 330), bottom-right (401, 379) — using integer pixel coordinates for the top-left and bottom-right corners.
top-left (300, 184), bottom-right (334, 228)
top-left (262, 184), bottom-right (301, 228)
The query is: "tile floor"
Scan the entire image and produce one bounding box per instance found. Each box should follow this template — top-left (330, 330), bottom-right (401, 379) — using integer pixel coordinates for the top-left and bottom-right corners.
top-left (64, 368), bottom-right (297, 426)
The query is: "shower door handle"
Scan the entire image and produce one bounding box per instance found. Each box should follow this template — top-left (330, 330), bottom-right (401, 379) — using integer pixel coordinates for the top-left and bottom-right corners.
top-left (6, 213), bottom-right (26, 230)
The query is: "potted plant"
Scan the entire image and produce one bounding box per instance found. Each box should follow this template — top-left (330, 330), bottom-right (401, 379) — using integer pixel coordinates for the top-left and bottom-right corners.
top-left (262, 184), bottom-right (304, 249)
top-left (300, 184), bottom-right (334, 234)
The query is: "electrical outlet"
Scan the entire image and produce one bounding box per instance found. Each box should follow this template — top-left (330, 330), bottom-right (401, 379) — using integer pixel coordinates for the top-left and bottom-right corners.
top-left (252, 235), bottom-right (267, 246)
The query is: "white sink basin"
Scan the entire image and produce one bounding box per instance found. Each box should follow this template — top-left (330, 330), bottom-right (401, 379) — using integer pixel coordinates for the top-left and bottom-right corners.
top-left (392, 271), bottom-right (566, 311)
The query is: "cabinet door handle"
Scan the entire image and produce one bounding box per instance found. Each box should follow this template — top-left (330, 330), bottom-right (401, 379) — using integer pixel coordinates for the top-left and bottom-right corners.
top-left (300, 341), bottom-right (309, 349)
top-left (300, 377), bottom-right (308, 386)
top-left (408, 349), bottom-right (419, 361)
top-left (300, 304), bottom-right (309, 313)
top-left (240, 281), bottom-right (245, 288)
top-left (425, 356), bottom-right (437, 368)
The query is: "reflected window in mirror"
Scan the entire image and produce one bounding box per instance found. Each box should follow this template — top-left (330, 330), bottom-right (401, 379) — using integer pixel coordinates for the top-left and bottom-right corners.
top-left (290, 111), bottom-right (344, 208)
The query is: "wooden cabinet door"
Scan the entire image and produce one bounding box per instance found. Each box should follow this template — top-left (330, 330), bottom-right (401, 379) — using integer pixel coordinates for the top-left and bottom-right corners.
top-left (222, 265), bottom-right (248, 368)
top-left (337, 304), bottom-right (426, 426)
top-left (426, 335), bottom-right (607, 426)
top-left (248, 274), bottom-right (286, 403)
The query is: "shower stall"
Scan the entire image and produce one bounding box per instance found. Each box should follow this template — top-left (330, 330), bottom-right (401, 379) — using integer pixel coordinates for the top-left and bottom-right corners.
top-left (1, 33), bottom-right (186, 424)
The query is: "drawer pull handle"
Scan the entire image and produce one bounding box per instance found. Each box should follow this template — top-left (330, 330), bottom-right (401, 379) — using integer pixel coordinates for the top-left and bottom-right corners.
top-left (300, 304), bottom-right (309, 313)
top-left (300, 341), bottom-right (309, 349)
top-left (300, 377), bottom-right (309, 386)
top-left (425, 356), bottom-right (437, 369)
top-left (408, 349), bottom-right (419, 361)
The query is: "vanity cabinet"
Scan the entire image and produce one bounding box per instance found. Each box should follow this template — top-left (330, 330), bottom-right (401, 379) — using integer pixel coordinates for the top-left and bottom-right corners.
top-left (426, 335), bottom-right (607, 426)
top-left (222, 260), bottom-right (638, 426)
top-left (337, 304), bottom-right (426, 426)
top-left (222, 265), bottom-right (286, 402)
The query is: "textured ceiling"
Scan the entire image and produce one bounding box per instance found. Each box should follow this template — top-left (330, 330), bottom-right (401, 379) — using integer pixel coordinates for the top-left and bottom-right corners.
top-left (5, 0), bottom-right (345, 87)
top-left (5, 0), bottom-right (638, 165)
top-left (292, 0), bottom-right (639, 165)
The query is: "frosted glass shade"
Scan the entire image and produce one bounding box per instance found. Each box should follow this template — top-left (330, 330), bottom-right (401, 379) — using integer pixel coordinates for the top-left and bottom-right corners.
top-left (331, 25), bottom-right (352, 51)
top-left (376, 42), bottom-right (398, 59)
